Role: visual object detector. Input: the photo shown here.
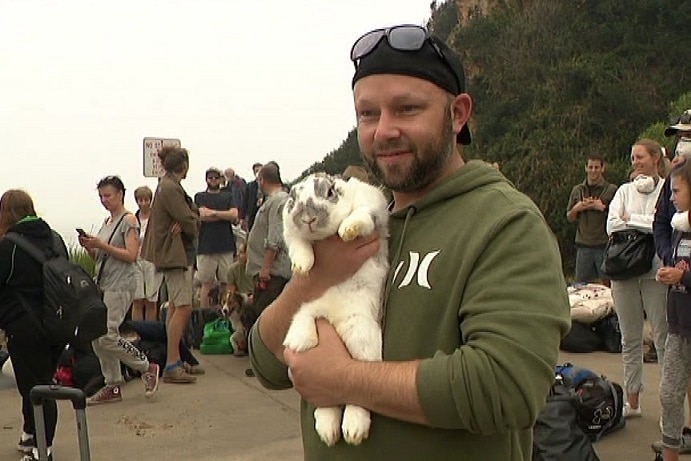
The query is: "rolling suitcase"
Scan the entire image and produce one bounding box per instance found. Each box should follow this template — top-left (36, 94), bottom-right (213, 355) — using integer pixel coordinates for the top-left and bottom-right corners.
top-left (31, 384), bottom-right (91, 461)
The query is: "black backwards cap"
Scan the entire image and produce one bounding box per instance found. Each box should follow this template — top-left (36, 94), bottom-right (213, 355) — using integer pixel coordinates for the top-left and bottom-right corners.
top-left (351, 34), bottom-right (471, 145)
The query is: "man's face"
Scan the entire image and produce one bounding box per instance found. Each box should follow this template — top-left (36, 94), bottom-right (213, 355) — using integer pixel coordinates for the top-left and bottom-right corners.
top-left (206, 173), bottom-right (221, 191)
top-left (354, 74), bottom-right (459, 193)
top-left (585, 159), bottom-right (604, 182)
top-left (253, 165), bottom-right (263, 178)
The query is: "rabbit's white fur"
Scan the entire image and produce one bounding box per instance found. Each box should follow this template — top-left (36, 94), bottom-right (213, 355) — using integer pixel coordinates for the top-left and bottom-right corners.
top-left (282, 173), bottom-right (389, 447)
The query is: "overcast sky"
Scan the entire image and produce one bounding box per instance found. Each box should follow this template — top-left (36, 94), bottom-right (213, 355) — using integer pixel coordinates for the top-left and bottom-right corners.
top-left (0, 0), bottom-right (432, 242)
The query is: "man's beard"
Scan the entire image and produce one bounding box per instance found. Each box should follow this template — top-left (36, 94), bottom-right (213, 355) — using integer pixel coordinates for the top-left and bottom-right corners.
top-left (207, 183), bottom-right (220, 191)
top-left (362, 112), bottom-right (455, 193)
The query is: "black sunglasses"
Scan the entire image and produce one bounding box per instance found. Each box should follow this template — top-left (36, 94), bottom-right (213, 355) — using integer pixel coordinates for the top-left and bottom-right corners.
top-left (672, 111), bottom-right (691, 125)
top-left (350, 24), bottom-right (461, 93)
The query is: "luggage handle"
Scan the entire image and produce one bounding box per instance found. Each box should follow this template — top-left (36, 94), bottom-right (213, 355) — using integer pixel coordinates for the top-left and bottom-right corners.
top-left (31, 384), bottom-right (87, 410)
top-left (31, 385), bottom-right (90, 461)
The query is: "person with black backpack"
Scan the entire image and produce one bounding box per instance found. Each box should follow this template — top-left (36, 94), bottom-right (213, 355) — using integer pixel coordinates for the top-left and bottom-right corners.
top-left (0, 189), bottom-right (68, 461)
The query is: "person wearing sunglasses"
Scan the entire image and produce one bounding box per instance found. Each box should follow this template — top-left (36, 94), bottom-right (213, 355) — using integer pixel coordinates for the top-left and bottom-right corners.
top-left (249, 24), bottom-right (570, 460)
top-left (652, 109), bottom-right (691, 457)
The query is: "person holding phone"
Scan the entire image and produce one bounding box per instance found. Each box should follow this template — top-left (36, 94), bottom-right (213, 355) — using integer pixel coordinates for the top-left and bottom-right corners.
top-left (79, 175), bottom-right (160, 405)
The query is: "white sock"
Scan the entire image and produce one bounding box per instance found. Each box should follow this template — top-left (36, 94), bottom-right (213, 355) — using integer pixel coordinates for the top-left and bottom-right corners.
top-left (31, 446), bottom-right (52, 457)
top-left (20, 432), bottom-right (33, 441)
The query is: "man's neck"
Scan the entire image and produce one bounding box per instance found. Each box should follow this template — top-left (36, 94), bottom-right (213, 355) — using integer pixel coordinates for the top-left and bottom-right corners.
top-left (263, 184), bottom-right (282, 195)
top-left (586, 177), bottom-right (603, 186)
top-left (206, 188), bottom-right (221, 194)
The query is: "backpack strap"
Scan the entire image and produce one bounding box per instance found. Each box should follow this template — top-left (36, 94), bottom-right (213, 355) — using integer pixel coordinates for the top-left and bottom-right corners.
top-left (5, 232), bottom-right (48, 264)
top-left (2, 232), bottom-right (49, 338)
top-left (95, 212), bottom-right (132, 286)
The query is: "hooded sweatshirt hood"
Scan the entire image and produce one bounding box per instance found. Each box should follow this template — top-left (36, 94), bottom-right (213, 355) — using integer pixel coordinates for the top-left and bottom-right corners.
top-left (390, 160), bottom-right (510, 219)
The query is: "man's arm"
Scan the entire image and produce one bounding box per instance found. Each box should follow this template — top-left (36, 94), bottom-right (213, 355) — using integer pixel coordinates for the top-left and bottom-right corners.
top-left (566, 187), bottom-right (583, 223)
top-left (277, 208), bottom-right (570, 432)
top-left (250, 234), bottom-right (381, 383)
top-left (284, 320), bottom-right (427, 425)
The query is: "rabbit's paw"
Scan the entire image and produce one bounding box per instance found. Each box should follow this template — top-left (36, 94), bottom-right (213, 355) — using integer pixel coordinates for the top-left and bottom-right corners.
top-left (283, 323), bottom-right (318, 352)
top-left (290, 248), bottom-right (315, 275)
top-left (315, 407), bottom-right (343, 447)
top-left (342, 405), bottom-right (371, 445)
top-left (338, 216), bottom-right (374, 242)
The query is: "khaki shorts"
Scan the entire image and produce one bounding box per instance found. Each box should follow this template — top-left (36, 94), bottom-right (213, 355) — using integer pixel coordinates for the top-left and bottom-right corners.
top-left (196, 252), bottom-right (235, 284)
top-left (162, 267), bottom-right (194, 308)
top-left (134, 259), bottom-right (163, 302)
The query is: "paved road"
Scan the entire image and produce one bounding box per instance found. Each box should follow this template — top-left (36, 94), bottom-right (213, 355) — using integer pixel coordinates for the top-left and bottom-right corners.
top-left (0, 351), bottom-right (664, 460)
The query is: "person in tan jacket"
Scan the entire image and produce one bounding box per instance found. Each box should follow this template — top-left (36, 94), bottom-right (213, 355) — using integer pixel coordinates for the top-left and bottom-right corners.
top-left (142, 146), bottom-right (200, 384)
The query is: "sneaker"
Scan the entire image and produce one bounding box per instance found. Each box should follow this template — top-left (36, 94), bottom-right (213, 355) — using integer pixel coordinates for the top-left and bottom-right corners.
top-left (142, 363), bottom-right (160, 398)
top-left (20, 447), bottom-right (52, 461)
top-left (17, 433), bottom-right (34, 453)
top-left (623, 402), bottom-right (642, 418)
top-left (86, 385), bottom-right (122, 405)
top-left (183, 362), bottom-right (205, 375)
top-left (162, 365), bottom-right (196, 384)
top-left (652, 427), bottom-right (691, 453)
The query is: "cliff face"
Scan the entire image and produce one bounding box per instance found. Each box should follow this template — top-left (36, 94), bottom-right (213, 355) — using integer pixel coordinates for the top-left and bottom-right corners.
top-left (455, 0), bottom-right (533, 25)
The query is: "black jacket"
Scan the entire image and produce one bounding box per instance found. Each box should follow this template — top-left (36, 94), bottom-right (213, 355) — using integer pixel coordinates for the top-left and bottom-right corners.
top-left (654, 173), bottom-right (677, 266)
top-left (0, 218), bottom-right (67, 333)
top-left (242, 180), bottom-right (261, 231)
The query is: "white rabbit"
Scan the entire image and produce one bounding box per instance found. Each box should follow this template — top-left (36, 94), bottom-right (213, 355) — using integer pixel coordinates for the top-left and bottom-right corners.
top-left (282, 173), bottom-right (389, 447)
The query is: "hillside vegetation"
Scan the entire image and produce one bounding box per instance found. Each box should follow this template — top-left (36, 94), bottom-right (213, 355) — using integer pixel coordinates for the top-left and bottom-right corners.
top-left (301, 0), bottom-right (691, 274)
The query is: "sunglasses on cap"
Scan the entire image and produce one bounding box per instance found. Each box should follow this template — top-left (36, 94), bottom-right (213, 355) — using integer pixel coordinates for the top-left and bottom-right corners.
top-left (675, 112), bottom-right (691, 125)
top-left (350, 24), bottom-right (462, 93)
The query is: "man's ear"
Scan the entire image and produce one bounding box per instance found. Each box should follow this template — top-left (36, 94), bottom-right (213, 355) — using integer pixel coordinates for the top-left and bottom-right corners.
top-left (451, 93), bottom-right (472, 139)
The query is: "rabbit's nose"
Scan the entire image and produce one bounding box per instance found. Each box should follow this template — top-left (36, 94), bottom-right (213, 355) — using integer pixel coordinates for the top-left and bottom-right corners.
top-left (301, 216), bottom-right (316, 225)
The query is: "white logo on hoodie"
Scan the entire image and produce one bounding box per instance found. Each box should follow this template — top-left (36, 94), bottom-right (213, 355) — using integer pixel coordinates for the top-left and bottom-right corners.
top-left (393, 250), bottom-right (440, 289)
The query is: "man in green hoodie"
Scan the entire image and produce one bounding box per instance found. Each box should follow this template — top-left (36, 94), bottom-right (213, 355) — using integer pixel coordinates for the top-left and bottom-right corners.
top-left (249, 24), bottom-right (571, 460)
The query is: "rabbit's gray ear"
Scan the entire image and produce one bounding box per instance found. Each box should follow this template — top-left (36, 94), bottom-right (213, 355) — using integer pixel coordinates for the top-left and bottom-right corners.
top-left (286, 187), bottom-right (298, 214)
top-left (313, 174), bottom-right (341, 203)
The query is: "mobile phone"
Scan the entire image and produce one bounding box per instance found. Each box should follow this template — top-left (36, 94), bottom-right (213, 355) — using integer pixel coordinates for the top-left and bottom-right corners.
top-left (76, 228), bottom-right (87, 237)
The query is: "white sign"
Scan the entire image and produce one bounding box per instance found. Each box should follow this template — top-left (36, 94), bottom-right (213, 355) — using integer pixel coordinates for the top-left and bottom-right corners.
top-left (143, 137), bottom-right (181, 177)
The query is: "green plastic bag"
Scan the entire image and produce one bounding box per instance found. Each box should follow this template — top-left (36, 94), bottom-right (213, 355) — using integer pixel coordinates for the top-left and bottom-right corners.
top-left (200, 319), bottom-right (233, 354)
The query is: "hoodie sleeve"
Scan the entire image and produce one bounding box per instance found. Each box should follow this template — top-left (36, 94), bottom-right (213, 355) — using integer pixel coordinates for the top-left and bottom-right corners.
top-left (416, 207), bottom-right (570, 433)
top-left (248, 318), bottom-right (293, 390)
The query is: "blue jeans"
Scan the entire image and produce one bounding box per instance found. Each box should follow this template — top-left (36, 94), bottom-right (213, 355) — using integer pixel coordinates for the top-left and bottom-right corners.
top-left (575, 245), bottom-right (606, 283)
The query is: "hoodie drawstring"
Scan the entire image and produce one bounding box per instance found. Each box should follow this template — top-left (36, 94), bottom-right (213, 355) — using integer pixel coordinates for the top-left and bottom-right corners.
top-left (380, 206), bottom-right (416, 340)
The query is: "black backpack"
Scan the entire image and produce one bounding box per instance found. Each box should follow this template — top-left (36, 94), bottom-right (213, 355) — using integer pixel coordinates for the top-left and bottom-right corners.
top-left (5, 232), bottom-right (108, 346)
top-left (556, 363), bottom-right (625, 441)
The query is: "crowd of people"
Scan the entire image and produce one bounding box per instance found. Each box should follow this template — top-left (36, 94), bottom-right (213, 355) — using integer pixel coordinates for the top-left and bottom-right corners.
top-left (0, 149), bottom-right (290, 459)
top-left (567, 111), bottom-right (691, 460)
top-left (0, 21), bottom-right (688, 461)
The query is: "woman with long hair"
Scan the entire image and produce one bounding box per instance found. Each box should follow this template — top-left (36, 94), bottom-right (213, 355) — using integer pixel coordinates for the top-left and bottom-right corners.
top-left (607, 139), bottom-right (668, 418)
top-left (0, 189), bottom-right (67, 461)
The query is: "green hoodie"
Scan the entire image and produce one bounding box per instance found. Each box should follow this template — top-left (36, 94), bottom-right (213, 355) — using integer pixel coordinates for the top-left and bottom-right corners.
top-left (249, 161), bottom-right (571, 460)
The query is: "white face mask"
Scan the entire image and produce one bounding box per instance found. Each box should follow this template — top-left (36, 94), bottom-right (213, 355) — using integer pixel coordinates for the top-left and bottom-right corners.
top-left (676, 138), bottom-right (691, 159)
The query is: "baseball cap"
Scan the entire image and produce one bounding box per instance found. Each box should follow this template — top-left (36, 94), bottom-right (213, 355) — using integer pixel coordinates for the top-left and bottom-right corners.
top-left (664, 109), bottom-right (691, 136)
top-left (351, 26), bottom-right (471, 144)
